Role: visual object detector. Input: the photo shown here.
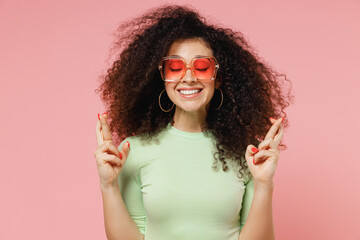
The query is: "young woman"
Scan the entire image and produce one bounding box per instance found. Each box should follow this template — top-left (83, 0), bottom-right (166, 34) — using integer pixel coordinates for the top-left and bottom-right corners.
top-left (94, 4), bottom-right (293, 240)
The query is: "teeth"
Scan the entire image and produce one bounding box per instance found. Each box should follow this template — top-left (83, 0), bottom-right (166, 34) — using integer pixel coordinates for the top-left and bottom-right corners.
top-left (179, 89), bottom-right (201, 95)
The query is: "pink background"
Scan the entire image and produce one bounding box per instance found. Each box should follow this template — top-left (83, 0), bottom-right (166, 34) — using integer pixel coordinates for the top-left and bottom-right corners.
top-left (1, 0), bottom-right (359, 239)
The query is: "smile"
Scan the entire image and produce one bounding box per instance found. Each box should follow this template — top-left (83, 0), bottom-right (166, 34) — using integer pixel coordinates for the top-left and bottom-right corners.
top-left (177, 89), bottom-right (203, 98)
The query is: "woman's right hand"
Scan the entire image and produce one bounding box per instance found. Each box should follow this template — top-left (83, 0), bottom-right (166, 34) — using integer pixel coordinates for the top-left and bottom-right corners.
top-left (94, 113), bottom-right (130, 188)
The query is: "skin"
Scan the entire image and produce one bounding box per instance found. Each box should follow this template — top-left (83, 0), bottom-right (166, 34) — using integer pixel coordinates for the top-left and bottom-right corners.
top-left (94, 37), bottom-right (285, 239)
top-left (95, 113), bottom-right (144, 240)
top-left (164, 38), bottom-right (221, 133)
top-left (95, 114), bottom-right (283, 240)
top-left (247, 117), bottom-right (284, 185)
top-left (239, 117), bottom-right (283, 240)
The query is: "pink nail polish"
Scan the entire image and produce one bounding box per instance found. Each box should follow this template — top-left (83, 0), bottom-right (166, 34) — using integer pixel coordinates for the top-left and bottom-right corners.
top-left (119, 152), bottom-right (123, 160)
top-left (127, 141), bottom-right (130, 148)
top-left (269, 117), bottom-right (275, 120)
top-left (98, 113), bottom-right (100, 120)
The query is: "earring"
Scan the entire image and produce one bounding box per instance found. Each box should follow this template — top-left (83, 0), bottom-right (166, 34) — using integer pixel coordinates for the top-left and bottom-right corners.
top-left (158, 89), bottom-right (174, 112)
top-left (214, 88), bottom-right (223, 110)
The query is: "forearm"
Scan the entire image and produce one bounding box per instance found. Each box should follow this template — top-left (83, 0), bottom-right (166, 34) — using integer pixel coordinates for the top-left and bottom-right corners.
top-left (100, 183), bottom-right (144, 240)
top-left (238, 181), bottom-right (275, 240)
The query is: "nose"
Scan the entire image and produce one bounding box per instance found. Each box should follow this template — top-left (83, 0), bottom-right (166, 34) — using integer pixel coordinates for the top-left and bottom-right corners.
top-left (181, 65), bottom-right (197, 82)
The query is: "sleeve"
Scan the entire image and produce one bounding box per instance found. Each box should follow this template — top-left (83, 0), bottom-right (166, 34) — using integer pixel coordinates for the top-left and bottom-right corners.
top-left (117, 138), bottom-right (147, 235)
top-left (239, 171), bottom-right (254, 232)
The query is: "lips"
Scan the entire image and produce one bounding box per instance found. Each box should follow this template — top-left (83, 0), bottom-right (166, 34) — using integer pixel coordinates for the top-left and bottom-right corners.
top-left (177, 87), bottom-right (203, 91)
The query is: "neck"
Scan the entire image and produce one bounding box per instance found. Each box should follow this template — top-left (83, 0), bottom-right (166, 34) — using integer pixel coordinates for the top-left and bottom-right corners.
top-left (172, 107), bottom-right (208, 132)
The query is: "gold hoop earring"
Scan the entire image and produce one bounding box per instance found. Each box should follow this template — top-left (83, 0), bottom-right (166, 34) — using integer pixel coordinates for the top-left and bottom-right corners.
top-left (159, 89), bottom-right (174, 112)
top-left (214, 88), bottom-right (223, 110)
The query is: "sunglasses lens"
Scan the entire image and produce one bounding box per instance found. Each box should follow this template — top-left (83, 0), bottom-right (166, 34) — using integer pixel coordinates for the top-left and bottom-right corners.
top-left (162, 59), bottom-right (184, 81)
top-left (193, 58), bottom-right (216, 80)
top-left (161, 57), bottom-right (217, 81)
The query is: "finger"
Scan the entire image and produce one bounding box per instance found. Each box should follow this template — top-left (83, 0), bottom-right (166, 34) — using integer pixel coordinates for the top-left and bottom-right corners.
top-left (269, 117), bottom-right (277, 124)
top-left (273, 123), bottom-right (284, 146)
top-left (258, 136), bottom-right (281, 150)
top-left (118, 141), bottom-right (131, 164)
top-left (100, 113), bottom-right (113, 141)
top-left (96, 152), bottom-right (122, 167)
top-left (253, 149), bottom-right (273, 165)
top-left (264, 117), bottom-right (283, 141)
top-left (95, 141), bottom-right (121, 158)
top-left (269, 118), bottom-right (280, 139)
top-left (245, 144), bottom-right (259, 160)
top-left (258, 138), bottom-right (272, 151)
top-left (95, 119), bottom-right (103, 146)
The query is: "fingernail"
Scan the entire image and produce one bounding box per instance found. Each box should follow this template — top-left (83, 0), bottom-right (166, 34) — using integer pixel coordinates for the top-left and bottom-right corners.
top-left (253, 157), bottom-right (256, 165)
top-left (127, 141), bottom-right (130, 148)
top-left (269, 117), bottom-right (276, 120)
top-left (102, 112), bottom-right (108, 117)
top-left (251, 147), bottom-right (259, 153)
top-left (98, 113), bottom-right (100, 120)
top-left (119, 152), bottom-right (123, 160)
top-left (281, 117), bottom-right (284, 123)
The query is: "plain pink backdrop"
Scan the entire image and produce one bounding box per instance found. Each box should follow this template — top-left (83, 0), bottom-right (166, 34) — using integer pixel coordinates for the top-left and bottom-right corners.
top-left (1, 0), bottom-right (359, 239)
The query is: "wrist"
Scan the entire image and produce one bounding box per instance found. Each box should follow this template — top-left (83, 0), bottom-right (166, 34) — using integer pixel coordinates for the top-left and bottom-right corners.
top-left (254, 180), bottom-right (274, 191)
top-left (100, 181), bottom-right (120, 191)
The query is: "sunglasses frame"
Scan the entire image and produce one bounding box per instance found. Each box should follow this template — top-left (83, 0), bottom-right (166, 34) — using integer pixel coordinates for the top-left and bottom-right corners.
top-left (158, 55), bottom-right (220, 82)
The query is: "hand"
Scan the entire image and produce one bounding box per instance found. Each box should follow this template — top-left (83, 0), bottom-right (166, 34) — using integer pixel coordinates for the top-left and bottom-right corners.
top-left (93, 113), bottom-right (130, 188)
top-left (244, 117), bottom-right (284, 185)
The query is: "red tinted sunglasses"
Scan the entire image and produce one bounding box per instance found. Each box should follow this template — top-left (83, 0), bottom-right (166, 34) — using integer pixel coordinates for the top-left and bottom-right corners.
top-left (158, 55), bottom-right (219, 82)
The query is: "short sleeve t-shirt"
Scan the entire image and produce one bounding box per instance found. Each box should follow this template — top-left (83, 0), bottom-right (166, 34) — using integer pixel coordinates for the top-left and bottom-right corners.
top-left (117, 123), bottom-right (254, 240)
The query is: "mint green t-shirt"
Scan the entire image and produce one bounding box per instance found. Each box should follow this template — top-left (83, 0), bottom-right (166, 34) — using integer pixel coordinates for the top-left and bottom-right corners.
top-left (117, 123), bottom-right (254, 240)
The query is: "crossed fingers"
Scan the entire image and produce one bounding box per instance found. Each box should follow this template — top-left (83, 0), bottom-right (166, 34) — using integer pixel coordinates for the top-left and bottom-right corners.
top-left (252, 117), bottom-right (284, 164)
top-left (262, 117), bottom-right (284, 148)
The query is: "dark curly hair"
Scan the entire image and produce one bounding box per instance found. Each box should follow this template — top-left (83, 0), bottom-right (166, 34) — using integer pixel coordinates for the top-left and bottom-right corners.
top-left (95, 4), bottom-right (294, 179)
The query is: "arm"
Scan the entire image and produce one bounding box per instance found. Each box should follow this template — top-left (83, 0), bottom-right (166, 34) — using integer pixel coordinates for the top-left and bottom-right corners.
top-left (238, 181), bottom-right (274, 240)
top-left (101, 183), bottom-right (145, 240)
top-left (101, 139), bottom-right (146, 240)
top-left (239, 117), bottom-right (283, 240)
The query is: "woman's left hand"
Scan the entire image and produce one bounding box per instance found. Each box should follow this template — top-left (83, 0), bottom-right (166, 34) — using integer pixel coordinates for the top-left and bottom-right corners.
top-left (245, 117), bottom-right (284, 185)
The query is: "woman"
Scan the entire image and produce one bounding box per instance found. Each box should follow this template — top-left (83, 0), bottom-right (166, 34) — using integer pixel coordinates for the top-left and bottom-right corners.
top-left (94, 4), bottom-right (293, 240)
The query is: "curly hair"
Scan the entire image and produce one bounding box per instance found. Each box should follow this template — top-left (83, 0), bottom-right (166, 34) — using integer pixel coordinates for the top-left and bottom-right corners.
top-left (95, 4), bottom-right (294, 180)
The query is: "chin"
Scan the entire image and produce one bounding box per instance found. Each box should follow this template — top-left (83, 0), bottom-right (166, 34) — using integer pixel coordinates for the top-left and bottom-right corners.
top-left (176, 104), bottom-right (207, 113)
